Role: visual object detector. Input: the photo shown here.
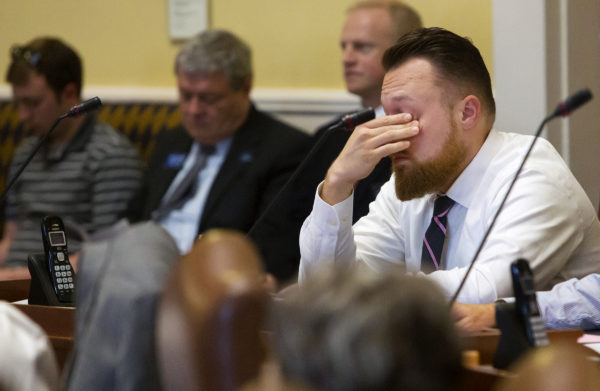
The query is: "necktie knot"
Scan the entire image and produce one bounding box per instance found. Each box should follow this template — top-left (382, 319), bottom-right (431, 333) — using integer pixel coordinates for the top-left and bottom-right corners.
top-left (199, 144), bottom-right (216, 156)
top-left (152, 143), bottom-right (216, 221)
top-left (433, 195), bottom-right (455, 217)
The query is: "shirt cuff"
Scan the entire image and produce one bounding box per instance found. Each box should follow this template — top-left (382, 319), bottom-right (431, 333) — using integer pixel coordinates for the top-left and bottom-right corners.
top-left (311, 181), bottom-right (354, 228)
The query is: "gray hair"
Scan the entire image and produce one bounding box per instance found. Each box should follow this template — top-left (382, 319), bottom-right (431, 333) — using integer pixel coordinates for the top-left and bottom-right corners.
top-left (174, 29), bottom-right (252, 90)
top-left (270, 266), bottom-right (462, 391)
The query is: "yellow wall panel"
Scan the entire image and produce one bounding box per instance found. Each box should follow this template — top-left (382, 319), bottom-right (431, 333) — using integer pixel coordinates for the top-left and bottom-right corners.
top-left (0, 0), bottom-right (492, 90)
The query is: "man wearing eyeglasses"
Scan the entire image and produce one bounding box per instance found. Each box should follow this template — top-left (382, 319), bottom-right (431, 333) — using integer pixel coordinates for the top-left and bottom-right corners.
top-left (126, 30), bottom-right (310, 284)
top-left (0, 37), bottom-right (141, 273)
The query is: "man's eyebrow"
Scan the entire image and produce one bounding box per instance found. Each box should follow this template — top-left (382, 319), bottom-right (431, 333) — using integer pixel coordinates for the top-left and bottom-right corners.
top-left (341, 39), bottom-right (375, 46)
top-left (382, 92), bottom-right (413, 102)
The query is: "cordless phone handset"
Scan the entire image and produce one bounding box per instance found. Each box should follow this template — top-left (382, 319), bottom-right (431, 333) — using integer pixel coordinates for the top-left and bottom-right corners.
top-left (41, 216), bottom-right (75, 303)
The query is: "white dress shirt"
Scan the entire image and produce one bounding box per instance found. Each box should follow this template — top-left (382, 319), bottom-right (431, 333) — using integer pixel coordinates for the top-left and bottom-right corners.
top-left (159, 138), bottom-right (232, 253)
top-left (299, 130), bottom-right (600, 303)
top-left (538, 274), bottom-right (600, 329)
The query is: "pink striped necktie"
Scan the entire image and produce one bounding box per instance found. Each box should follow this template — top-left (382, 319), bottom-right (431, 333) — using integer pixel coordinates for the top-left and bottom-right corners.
top-left (421, 195), bottom-right (455, 272)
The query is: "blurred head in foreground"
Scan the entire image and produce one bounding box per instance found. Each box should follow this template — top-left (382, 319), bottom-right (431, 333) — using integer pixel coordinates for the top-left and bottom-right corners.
top-left (270, 266), bottom-right (462, 391)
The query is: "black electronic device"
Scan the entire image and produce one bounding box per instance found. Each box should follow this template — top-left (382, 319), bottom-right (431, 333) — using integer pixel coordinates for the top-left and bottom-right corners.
top-left (511, 258), bottom-right (549, 347)
top-left (493, 259), bottom-right (549, 369)
top-left (41, 216), bottom-right (76, 303)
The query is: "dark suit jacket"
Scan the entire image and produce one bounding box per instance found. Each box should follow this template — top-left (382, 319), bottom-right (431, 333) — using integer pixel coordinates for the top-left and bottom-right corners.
top-left (295, 113), bottom-right (391, 224)
top-left (128, 105), bottom-right (310, 282)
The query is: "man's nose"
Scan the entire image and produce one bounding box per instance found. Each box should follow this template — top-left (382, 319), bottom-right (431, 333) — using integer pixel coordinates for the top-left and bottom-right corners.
top-left (187, 97), bottom-right (206, 115)
top-left (342, 46), bottom-right (357, 65)
top-left (16, 104), bottom-right (31, 122)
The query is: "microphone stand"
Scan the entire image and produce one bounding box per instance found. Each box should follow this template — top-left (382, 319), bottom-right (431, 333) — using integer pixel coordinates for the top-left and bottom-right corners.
top-left (449, 88), bottom-right (592, 305)
top-left (448, 115), bottom-right (554, 305)
top-left (0, 114), bottom-right (68, 203)
top-left (247, 126), bottom-right (339, 237)
top-left (0, 97), bottom-right (103, 203)
top-left (248, 107), bottom-right (375, 237)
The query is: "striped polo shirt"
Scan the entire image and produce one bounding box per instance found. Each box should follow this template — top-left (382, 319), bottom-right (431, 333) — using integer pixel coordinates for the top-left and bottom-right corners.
top-left (4, 115), bottom-right (142, 267)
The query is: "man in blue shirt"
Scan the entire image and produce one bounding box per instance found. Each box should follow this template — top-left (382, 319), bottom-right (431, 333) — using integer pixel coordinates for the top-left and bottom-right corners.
top-left (453, 274), bottom-right (600, 331)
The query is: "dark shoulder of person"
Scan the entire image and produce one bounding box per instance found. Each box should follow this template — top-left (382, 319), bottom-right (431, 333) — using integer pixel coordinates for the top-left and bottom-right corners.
top-left (297, 114), bottom-right (391, 223)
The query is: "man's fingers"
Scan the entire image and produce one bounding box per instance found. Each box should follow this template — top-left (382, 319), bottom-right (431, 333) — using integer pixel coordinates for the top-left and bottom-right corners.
top-left (363, 112), bottom-right (413, 128)
top-left (372, 122), bottom-right (419, 144)
top-left (376, 140), bottom-right (411, 157)
top-left (352, 121), bottom-right (419, 154)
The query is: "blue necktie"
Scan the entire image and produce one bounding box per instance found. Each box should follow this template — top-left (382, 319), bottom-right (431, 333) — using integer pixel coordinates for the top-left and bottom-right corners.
top-left (152, 144), bottom-right (216, 221)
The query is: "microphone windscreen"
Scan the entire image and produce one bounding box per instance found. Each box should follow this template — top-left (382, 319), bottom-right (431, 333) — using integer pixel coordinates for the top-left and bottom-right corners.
top-left (67, 97), bottom-right (103, 117)
top-left (553, 88), bottom-right (593, 117)
top-left (327, 107), bottom-right (375, 132)
top-left (342, 107), bottom-right (376, 131)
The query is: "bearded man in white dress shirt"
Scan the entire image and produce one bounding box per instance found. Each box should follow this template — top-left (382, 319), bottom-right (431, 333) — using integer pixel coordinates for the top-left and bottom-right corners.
top-left (299, 27), bottom-right (600, 304)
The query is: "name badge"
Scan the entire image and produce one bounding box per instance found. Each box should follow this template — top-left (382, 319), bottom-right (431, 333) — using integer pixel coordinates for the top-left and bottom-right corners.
top-left (239, 152), bottom-right (254, 163)
top-left (164, 153), bottom-right (186, 168)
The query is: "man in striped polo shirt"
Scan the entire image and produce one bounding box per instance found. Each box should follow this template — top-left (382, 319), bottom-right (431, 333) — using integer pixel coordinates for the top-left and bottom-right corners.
top-left (0, 37), bottom-right (142, 272)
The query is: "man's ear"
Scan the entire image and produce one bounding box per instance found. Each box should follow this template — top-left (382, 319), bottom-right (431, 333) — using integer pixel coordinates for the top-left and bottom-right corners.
top-left (60, 82), bottom-right (79, 104)
top-left (241, 76), bottom-right (252, 96)
top-left (457, 95), bottom-right (481, 130)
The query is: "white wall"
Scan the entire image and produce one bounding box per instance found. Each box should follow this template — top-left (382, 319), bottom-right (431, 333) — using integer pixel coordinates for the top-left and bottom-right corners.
top-left (493, 0), bottom-right (547, 135)
top-left (493, 0), bottom-right (600, 210)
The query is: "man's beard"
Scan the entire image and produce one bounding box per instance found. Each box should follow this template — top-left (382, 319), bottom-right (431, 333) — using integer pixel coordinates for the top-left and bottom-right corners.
top-left (393, 121), bottom-right (466, 201)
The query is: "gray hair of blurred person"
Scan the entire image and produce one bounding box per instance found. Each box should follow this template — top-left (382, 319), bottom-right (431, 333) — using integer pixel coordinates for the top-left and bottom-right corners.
top-left (174, 29), bottom-right (252, 90)
top-left (348, 0), bottom-right (423, 38)
top-left (270, 266), bottom-right (463, 391)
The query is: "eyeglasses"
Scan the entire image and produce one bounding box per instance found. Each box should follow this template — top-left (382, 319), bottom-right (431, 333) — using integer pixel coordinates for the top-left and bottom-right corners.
top-left (10, 45), bottom-right (42, 68)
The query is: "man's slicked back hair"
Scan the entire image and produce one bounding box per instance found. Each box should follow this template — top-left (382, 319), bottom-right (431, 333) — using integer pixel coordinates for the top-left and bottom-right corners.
top-left (383, 27), bottom-right (496, 120)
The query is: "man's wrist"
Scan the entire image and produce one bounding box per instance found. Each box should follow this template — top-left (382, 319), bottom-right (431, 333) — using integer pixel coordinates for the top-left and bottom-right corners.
top-left (321, 173), bottom-right (355, 206)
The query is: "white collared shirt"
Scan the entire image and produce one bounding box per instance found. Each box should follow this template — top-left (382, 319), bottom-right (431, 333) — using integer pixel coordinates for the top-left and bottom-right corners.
top-left (299, 130), bottom-right (600, 303)
top-left (159, 138), bottom-right (232, 253)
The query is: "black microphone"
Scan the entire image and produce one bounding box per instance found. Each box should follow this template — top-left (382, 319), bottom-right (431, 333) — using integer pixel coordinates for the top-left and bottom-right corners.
top-left (449, 88), bottom-right (593, 306)
top-left (248, 107), bottom-right (376, 237)
top-left (0, 97), bottom-right (104, 203)
top-left (552, 88), bottom-right (592, 117)
top-left (326, 107), bottom-right (375, 132)
top-left (65, 96), bottom-right (103, 118)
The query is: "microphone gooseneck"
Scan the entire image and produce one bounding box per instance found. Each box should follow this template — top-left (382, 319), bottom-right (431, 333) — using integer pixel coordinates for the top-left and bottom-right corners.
top-left (448, 88), bottom-right (593, 306)
top-left (0, 97), bottom-right (103, 203)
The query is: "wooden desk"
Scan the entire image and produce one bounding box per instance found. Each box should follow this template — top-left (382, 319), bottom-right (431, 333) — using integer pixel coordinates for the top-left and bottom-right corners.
top-left (463, 328), bottom-right (585, 364)
top-left (13, 303), bottom-right (75, 371)
top-left (0, 278), bottom-right (30, 302)
top-left (460, 328), bottom-right (590, 391)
